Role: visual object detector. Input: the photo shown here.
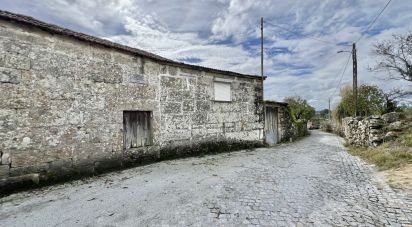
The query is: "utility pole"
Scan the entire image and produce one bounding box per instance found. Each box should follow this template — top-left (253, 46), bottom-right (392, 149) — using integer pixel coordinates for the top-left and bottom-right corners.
top-left (352, 43), bottom-right (357, 116)
top-left (328, 98), bottom-right (331, 120)
top-left (260, 17), bottom-right (265, 139)
top-left (261, 17), bottom-right (264, 97)
top-left (338, 43), bottom-right (358, 116)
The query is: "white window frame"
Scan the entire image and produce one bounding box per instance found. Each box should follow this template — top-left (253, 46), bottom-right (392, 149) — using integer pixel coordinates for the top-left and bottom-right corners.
top-left (214, 81), bottom-right (231, 102)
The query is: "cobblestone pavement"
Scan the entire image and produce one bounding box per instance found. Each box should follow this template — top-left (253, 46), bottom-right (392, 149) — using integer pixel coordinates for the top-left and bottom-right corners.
top-left (1, 131), bottom-right (411, 226)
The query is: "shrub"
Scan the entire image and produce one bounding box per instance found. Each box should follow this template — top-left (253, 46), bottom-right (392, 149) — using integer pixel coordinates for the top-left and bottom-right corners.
top-left (321, 120), bottom-right (333, 133)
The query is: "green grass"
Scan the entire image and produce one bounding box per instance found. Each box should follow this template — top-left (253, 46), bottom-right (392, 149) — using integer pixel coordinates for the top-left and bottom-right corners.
top-left (348, 142), bottom-right (412, 170)
top-left (400, 128), bottom-right (412, 147)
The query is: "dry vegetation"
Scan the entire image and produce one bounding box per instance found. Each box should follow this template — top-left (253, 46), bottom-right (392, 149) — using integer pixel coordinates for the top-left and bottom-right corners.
top-left (383, 165), bottom-right (412, 193)
top-left (348, 110), bottom-right (412, 193)
top-left (348, 140), bottom-right (412, 171)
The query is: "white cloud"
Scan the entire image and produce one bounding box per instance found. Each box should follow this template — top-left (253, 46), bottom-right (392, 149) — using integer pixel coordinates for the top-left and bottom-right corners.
top-left (1, 0), bottom-right (411, 110)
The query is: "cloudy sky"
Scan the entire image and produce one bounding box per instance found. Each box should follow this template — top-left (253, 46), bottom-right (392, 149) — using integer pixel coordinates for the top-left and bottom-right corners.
top-left (1, 0), bottom-right (411, 109)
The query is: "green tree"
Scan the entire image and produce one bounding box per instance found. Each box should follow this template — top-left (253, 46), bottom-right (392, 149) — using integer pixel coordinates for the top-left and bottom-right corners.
top-left (284, 96), bottom-right (315, 121)
top-left (357, 85), bottom-right (385, 116)
top-left (334, 84), bottom-right (386, 119)
top-left (334, 86), bottom-right (354, 120)
top-left (319, 109), bottom-right (330, 119)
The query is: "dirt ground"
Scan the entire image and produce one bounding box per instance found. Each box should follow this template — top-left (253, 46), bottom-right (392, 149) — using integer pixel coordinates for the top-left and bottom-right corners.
top-left (384, 164), bottom-right (412, 195)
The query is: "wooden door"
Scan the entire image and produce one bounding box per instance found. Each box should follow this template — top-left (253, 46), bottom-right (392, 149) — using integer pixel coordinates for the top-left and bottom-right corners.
top-left (123, 111), bottom-right (152, 149)
top-left (265, 106), bottom-right (278, 145)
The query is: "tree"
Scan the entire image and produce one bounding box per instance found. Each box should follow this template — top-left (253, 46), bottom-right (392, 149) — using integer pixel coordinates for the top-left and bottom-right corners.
top-left (334, 86), bottom-right (355, 120)
top-left (358, 85), bottom-right (386, 116)
top-left (334, 84), bottom-right (386, 119)
top-left (284, 96), bottom-right (315, 121)
top-left (319, 109), bottom-right (330, 119)
top-left (371, 32), bottom-right (412, 82)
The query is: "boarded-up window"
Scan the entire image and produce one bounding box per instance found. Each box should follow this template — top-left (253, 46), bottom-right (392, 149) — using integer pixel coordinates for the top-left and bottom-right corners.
top-left (214, 81), bottom-right (231, 101)
top-left (123, 111), bottom-right (152, 149)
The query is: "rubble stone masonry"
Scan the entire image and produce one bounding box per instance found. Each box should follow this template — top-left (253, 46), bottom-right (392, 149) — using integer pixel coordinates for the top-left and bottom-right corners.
top-left (342, 112), bottom-right (407, 147)
top-left (0, 18), bottom-right (264, 193)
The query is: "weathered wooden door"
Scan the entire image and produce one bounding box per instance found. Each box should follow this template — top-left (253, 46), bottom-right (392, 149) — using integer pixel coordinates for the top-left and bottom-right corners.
top-left (265, 106), bottom-right (278, 145)
top-left (123, 111), bottom-right (152, 149)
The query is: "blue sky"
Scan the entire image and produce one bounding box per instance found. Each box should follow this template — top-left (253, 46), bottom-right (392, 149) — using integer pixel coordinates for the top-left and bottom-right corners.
top-left (1, 0), bottom-right (411, 109)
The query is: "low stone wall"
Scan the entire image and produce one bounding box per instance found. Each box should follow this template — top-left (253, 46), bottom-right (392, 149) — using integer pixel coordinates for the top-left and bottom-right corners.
top-left (342, 112), bottom-right (405, 147)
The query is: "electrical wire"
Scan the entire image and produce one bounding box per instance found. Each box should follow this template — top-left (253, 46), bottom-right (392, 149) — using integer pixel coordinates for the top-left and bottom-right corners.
top-left (355, 0), bottom-right (392, 43)
top-left (331, 54), bottom-right (352, 97)
top-left (329, 0), bottom-right (392, 107)
top-left (263, 20), bottom-right (342, 46)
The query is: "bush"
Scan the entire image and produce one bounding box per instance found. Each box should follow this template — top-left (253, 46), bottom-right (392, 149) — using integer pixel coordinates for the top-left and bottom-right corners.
top-left (294, 120), bottom-right (309, 137)
top-left (320, 120), bottom-right (333, 133)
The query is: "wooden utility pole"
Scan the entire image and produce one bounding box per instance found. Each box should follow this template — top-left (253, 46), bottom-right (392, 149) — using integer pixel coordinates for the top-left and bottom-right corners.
top-left (261, 17), bottom-right (264, 95)
top-left (328, 98), bottom-right (331, 120)
top-left (352, 43), bottom-right (357, 116)
top-left (260, 17), bottom-right (265, 139)
top-left (260, 17), bottom-right (265, 103)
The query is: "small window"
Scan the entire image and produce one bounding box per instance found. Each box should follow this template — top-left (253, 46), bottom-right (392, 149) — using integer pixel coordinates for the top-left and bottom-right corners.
top-left (214, 81), bottom-right (231, 101)
top-left (123, 111), bottom-right (152, 149)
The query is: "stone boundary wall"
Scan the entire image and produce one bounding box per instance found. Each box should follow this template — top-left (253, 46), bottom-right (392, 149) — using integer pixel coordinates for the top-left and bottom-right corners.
top-left (342, 112), bottom-right (404, 147)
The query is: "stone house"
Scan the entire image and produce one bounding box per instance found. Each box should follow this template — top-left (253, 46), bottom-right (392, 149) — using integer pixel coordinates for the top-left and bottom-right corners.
top-left (0, 11), bottom-right (268, 190)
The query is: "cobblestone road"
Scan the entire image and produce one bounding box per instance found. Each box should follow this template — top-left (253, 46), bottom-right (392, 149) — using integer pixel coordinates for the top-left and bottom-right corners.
top-left (1, 131), bottom-right (411, 226)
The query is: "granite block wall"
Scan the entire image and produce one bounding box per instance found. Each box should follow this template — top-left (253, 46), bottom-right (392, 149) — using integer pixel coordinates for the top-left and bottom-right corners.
top-left (0, 19), bottom-right (264, 192)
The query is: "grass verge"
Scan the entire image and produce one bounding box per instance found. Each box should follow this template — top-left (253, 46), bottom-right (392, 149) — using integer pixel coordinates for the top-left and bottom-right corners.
top-left (348, 144), bottom-right (412, 170)
top-left (348, 128), bottom-right (412, 171)
top-left (348, 129), bottom-right (412, 193)
top-left (400, 128), bottom-right (412, 147)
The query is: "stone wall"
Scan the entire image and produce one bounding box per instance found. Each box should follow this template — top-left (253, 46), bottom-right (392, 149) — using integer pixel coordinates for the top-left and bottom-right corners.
top-left (276, 103), bottom-right (294, 142)
top-left (0, 19), bottom-right (264, 192)
top-left (342, 112), bottom-right (405, 147)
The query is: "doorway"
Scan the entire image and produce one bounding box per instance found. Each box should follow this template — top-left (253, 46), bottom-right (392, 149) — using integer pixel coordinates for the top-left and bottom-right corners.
top-left (265, 106), bottom-right (278, 145)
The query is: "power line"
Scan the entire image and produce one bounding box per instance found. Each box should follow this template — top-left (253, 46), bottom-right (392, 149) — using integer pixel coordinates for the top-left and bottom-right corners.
top-left (331, 54), bottom-right (352, 97)
top-left (263, 20), bottom-right (342, 46)
top-left (355, 0), bottom-right (392, 43)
